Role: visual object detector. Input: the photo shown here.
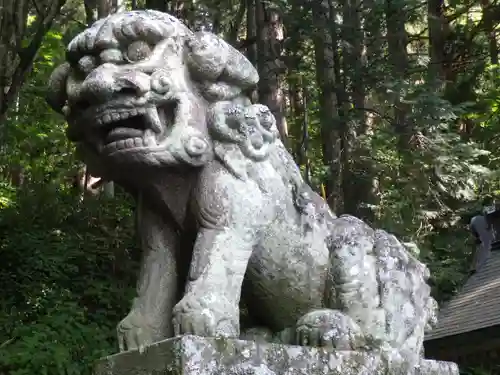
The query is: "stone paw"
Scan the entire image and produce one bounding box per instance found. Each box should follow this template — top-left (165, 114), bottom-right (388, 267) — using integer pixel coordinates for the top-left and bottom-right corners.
top-left (294, 309), bottom-right (367, 350)
top-left (172, 295), bottom-right (239, 338)
top-left (117, 310), bottom-right (156, 353)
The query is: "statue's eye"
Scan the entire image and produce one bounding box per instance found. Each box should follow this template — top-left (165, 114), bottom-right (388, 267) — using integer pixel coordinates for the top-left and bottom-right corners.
top-left (126, 41), bottom-right (152, 62)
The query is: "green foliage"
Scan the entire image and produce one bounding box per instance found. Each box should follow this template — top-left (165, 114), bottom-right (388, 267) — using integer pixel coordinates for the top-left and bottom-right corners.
top-left (0, 186), bottom-right (138, 374)
top-left (0, 301), bottom-right (110, 375)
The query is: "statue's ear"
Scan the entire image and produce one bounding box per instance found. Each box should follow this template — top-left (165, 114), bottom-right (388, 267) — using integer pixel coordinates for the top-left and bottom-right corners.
top-left (213, 142), bottom-right (248, 180)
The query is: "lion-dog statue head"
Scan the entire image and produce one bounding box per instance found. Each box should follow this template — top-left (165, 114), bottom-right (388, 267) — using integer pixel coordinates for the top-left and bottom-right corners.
top-left (46, 10), bottom-right (273, 186)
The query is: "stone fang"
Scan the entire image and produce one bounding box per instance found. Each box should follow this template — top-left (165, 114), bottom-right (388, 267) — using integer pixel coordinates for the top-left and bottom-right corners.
top-left (145, 107), bottom-right (163, 133)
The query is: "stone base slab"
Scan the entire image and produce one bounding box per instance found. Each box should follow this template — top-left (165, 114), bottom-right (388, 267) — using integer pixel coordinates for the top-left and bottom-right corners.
top-left (94, 335), bottom-right (459, 375)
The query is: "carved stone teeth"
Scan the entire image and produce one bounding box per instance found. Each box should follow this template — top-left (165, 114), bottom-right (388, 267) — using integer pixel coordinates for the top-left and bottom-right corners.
top-left (118, 112), bottom-right (127, 120)
top-left (114, 139), bottom-right (128, 150)
top-left (134, 137), bottom-right (144, 147)
top-left (144, 107), bottom-right (163, 134)
top-left (104, 137), bottom-right (144, 152)
top-left (97, 108), bottom-right (144, 125)
top-left (125, 138), bottom-right (135, 148)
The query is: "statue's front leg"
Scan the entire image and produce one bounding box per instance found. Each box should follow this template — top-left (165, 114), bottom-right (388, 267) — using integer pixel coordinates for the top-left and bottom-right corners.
top-left (172, 227), bottom-right (253, 338)
top-left (117, 196), bottom-right (179, 352)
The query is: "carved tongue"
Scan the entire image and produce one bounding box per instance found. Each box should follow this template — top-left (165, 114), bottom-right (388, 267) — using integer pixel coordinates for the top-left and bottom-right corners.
top-left (144, 107), bottom-right (163, 134)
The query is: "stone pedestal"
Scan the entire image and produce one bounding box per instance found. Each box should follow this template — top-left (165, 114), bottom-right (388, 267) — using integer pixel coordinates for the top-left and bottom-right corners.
top-left (94, 335), bottom-right (459, 375)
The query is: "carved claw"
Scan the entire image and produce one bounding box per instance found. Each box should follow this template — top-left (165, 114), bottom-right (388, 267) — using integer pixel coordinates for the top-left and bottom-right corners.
top-left (172, 295), bottom-right (239, 338)
top-left (295, 309), bottom-right (368, 350)
top-left (116, 311), bottom-right (155, 353)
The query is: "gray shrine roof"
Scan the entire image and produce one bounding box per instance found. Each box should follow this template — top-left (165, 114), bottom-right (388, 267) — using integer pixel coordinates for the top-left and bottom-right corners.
top-left (425, 250), bottom-right (500, 341)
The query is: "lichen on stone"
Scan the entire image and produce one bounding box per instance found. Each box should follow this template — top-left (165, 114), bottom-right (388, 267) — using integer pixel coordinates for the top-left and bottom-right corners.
top-left (94, 335), bottom-right (459, 375)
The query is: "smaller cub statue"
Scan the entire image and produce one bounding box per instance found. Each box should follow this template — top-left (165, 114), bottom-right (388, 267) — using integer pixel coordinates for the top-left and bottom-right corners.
top-left (46, 10), bottom-right (439, 365)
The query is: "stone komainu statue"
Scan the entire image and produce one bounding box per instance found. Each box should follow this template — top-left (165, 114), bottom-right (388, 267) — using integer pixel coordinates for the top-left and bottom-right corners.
top-left (46, 10), bottom-right (438, 364)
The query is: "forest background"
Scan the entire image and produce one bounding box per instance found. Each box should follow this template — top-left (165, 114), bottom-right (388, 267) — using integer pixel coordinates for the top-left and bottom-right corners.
top-left (0, 0), bottom-right (498, 373)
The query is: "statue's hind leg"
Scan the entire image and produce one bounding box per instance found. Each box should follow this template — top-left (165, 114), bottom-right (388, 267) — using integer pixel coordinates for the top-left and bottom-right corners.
top-left (293, 215), bottom-right (385, 349)
top-left (292, 215), bottom-right (435, 366)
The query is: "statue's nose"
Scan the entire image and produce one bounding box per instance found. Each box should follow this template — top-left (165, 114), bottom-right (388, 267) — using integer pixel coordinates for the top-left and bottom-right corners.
top-left (80, 63), bottom-right (151, 104)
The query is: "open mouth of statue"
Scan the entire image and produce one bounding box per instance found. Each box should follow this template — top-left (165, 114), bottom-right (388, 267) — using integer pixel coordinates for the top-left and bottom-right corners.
top-left (94, 104), bottom-right (176, 153)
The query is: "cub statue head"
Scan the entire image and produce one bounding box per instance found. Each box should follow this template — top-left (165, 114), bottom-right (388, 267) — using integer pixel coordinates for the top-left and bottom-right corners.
top-left (46, 10), bottom-right (261, 184)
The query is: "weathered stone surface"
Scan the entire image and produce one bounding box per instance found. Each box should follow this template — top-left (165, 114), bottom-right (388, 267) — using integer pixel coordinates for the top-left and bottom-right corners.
top-left (47, 9), bottom-right (457, 373)
top-left (94, 335), bottom-right (459, 375)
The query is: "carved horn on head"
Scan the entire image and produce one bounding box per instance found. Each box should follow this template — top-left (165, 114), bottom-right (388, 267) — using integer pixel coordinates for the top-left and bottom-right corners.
top-left (46, 62), bottom-right (70, 114)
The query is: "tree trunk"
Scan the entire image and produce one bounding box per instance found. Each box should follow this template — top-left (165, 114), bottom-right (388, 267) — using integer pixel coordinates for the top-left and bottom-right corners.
top-left (0, 0), bottom-right (66, 128)
top-left (340, 0), bottom-right (378, 223)
top-left (481, 0), bottom-right (499, 64)
top-left (97, 0), bottom-right (112, 18)
top-left (255, 0), bottom-right (288, 147)
top-left (226, 0), bottom-right (246, 45)
top-left (284, 0), bottom-right (311, 181)
top-left (310, 0), bottom-right (343, 211)
top-left (427, 0), bottom-right (447, 82)
top-left (245, 0), bottom-right (257, 66)
top-left (288, 73), bottom-right (309, 180)
top-left (385, 0), bottom-right (413, 151)
top-left (84, 0), bottom-right (97, 24)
